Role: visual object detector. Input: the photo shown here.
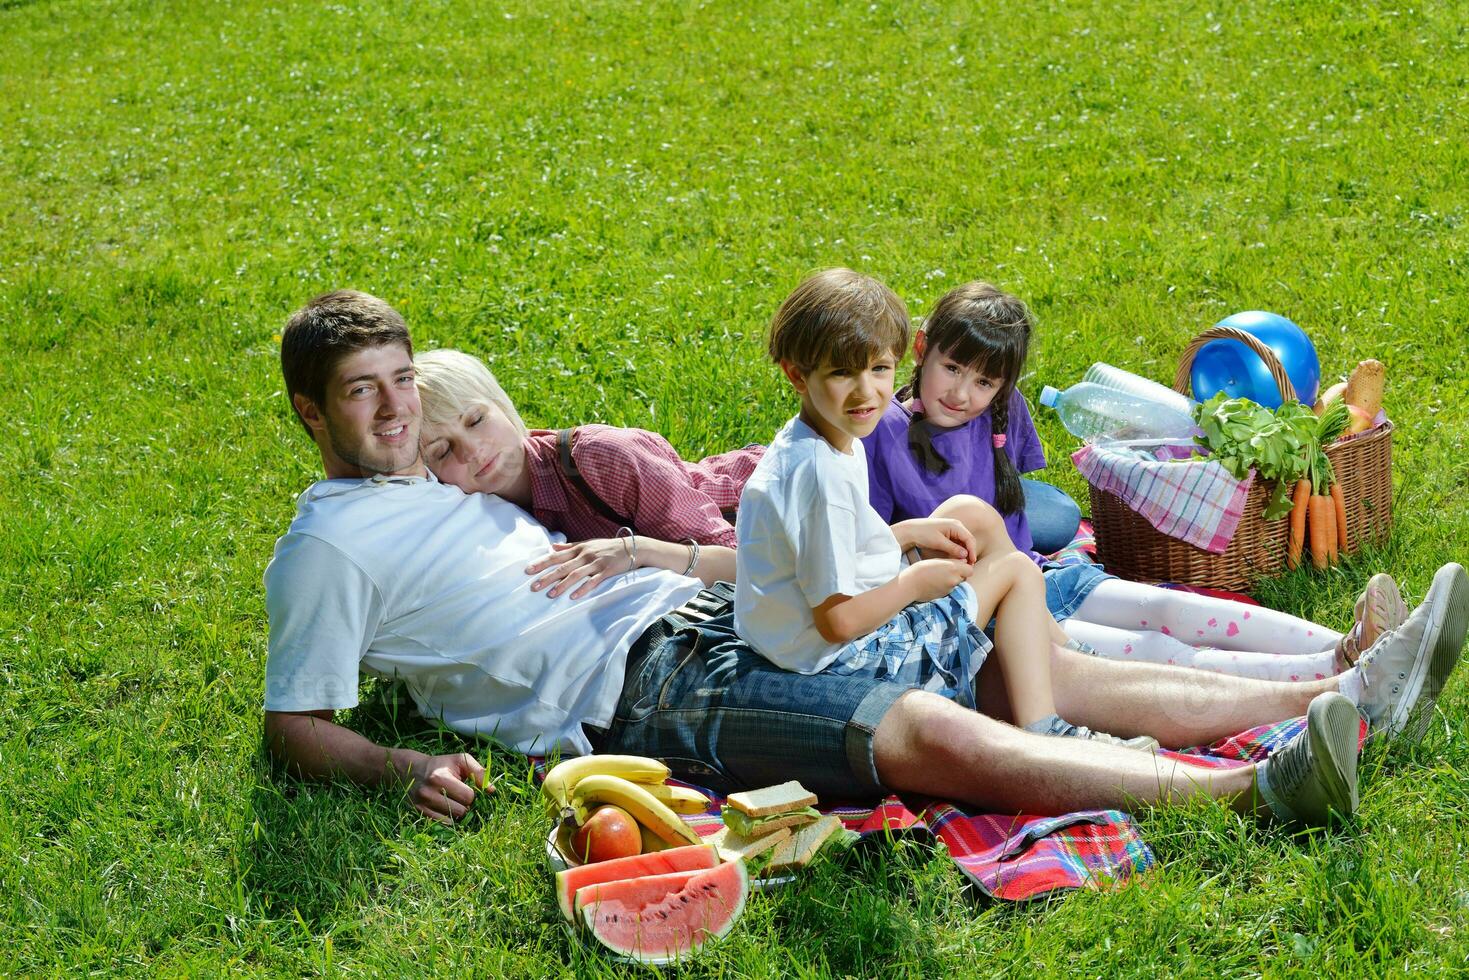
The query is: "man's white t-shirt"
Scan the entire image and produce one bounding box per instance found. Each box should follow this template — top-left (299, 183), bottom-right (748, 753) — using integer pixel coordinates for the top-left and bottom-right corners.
top-left (734, 416), bottom-right (902, 673)
top-left (263, 475), bottom-right (701, 756)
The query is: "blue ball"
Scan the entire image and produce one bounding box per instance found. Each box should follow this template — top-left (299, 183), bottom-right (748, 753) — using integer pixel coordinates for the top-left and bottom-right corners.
top-left (1189, 310), bottom-right (1320, 409)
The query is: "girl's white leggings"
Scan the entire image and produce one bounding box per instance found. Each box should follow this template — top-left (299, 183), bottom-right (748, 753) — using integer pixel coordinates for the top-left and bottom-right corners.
top-left (1060, 578), bottom-right (1344, 681)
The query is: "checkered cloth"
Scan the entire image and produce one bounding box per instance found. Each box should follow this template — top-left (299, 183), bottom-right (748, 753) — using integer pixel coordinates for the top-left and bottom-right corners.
top-left (1072, 442), bottom-right (1253, 555)
top-left (535, 712), bottom-right (1365, 904)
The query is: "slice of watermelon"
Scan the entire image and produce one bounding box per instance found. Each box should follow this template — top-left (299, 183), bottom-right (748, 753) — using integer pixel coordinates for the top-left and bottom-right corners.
top-left (580, 859), bottom-right (749, 965)
top-left (573, 868), bottom-right (707, 916)
top-left (554, 843), bottom-right (717, 923)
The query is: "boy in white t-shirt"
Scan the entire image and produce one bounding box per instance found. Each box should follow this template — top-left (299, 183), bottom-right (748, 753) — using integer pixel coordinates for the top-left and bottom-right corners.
top-left (735, 269), bottom-right (1150, 746)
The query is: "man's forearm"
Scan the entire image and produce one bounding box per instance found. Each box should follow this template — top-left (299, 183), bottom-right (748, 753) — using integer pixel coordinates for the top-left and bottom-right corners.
top-left (264, 710), bottom-right (419, 788)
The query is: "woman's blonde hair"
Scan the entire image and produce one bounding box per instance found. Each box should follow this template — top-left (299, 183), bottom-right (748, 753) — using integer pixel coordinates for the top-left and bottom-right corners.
top-left (414, 349), bottom-right (528, 436)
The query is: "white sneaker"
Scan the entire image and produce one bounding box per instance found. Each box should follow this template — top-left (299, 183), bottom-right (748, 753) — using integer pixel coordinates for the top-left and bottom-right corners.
top-left (1354, 563), bottom-right (1469, 741)
top-left (1256, 692), bottom-right (1359, 827)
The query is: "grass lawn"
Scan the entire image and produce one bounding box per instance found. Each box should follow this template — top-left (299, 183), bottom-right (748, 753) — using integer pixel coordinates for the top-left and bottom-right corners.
top-left (4, 0), bottom-right (1469, 973)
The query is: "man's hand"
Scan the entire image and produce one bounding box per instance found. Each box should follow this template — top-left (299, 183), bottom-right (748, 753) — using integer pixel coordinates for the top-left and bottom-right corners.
top-left (265, 711), bottom-right (496, 826)
top-left (402, 751), bottom-right (493, 825)
top-left (894, 518), bottom-right (977, 564)
top-left (900, 558), bottom-right (973, 603)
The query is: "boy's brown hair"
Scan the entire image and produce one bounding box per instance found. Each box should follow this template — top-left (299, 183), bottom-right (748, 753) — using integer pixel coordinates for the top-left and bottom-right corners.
top-left (767, 268), bottom-right (910, 374)
top-left (280, 290), bottom-right (413, 435)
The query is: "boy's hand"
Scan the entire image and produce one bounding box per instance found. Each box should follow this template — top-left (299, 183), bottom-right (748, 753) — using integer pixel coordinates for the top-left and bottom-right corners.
top-left (900, 558), bottom-right (972, 603)
top-left (894, 518), bottom-right (977, 564)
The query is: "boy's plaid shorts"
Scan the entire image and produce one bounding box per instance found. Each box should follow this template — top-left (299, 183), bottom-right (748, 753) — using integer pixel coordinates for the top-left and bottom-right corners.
top-left (823, 584), bottom-right (991, 709)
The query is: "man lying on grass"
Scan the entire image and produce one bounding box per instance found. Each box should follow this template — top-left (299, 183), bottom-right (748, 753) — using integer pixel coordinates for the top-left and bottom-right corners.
top-left (263, 289), bottom-right (1469, 829)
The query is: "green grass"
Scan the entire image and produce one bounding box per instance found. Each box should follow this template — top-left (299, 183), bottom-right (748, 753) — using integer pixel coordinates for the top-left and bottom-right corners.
top-left (3, 0), bottom-right (1469, 973)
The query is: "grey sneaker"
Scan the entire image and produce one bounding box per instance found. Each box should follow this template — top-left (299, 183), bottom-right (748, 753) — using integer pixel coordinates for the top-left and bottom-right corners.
top-left (1354, 562), bottom-right (1469, 741)
top-left (1027, 713), bottom-right (1160, 752)
top-left (1256, 692), bottom-right (1360, 827)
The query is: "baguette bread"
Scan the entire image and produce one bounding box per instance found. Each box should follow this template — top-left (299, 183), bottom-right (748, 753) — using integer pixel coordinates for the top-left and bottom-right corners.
top-left (725, 780), bottom-right (818, 818)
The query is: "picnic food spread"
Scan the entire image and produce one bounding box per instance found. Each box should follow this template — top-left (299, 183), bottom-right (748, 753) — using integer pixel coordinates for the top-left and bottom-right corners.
top-left (542, 759), bottom-right (853, 963)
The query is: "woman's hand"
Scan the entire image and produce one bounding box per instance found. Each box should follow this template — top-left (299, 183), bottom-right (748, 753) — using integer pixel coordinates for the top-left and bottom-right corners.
top-left (526, 538), bottom-right (638, 599)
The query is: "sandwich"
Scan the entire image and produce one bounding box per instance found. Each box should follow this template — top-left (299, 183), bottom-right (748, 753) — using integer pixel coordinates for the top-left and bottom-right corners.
top-left (765, 815), bottom-right (844, 876)
top-left (711, 780), bottom-right (845, 873)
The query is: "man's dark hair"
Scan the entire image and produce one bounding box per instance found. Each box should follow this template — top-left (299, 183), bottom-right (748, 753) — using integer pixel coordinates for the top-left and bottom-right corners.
top-left (280, 290), bottom-right (412, 436)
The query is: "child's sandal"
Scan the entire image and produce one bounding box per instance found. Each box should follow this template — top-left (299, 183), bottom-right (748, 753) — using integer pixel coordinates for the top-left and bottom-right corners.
top-left (1335, 573), bottom-right (1407, 671)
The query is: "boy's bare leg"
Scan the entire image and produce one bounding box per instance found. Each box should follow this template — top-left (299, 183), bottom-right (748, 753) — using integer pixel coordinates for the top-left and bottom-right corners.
top-left (873, 690), bottom-right (1261, 815)
top-left (927, 494), bottom-right (1072, 647)
top-left (928, 494), bottom-right (1017, 561)
top-left (1047, 644), bottom-right (1336, 748)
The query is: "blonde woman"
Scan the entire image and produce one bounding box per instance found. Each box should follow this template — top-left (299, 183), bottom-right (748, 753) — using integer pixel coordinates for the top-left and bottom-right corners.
top-left (415, 349), bottom-right (761, 598)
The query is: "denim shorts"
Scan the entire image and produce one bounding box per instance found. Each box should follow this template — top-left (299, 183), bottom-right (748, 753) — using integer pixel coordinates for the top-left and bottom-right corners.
top-left (597, 586), bottom-right (916, 801)
top-left (824, 584), bottom-right (990, 710)
top-left (1042, 561), bottom-right (1115, 621)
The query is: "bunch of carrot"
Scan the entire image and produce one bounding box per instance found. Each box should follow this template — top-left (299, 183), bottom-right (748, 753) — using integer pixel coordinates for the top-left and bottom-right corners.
top-left (1286, 400), bottom-right (1351, 570)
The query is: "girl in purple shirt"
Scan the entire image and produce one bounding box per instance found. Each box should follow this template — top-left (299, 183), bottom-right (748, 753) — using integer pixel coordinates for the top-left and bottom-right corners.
top-left (861, 281), bottom-right (1404, 680)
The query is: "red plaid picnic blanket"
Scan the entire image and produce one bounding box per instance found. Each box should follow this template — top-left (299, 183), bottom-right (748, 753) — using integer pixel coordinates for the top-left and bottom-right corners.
top-left (535, 712), bottom-right (1366, 903)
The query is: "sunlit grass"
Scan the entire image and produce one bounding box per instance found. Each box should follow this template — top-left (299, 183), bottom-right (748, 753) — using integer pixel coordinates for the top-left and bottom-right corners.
top-left (3, 0), bottom-right (1468, 973)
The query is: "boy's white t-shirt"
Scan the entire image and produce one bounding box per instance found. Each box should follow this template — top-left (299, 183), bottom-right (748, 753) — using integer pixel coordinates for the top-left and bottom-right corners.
top-left (735, 416), bottom-right (903, 673)
top-left (263, 475), bottom-right (701, 756)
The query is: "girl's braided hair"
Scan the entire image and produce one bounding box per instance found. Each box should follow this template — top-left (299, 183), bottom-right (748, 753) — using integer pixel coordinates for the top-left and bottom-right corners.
top-left (904, 282), bottom-right (1033, 515)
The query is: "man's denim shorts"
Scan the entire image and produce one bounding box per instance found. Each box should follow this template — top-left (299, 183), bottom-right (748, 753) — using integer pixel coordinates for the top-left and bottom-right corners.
top-left (596, 585), bottom-right (912, 801)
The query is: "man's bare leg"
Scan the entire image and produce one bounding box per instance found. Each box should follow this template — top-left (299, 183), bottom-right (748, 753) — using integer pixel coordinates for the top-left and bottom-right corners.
top-left (1047, 644), bottom-right (1337, 748)
top-left (872, 690), bottom-right (1260, 815)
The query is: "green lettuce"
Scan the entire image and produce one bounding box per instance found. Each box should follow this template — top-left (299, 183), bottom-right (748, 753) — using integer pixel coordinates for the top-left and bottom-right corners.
top-left (1191, 393), bottom-right (1315, 519)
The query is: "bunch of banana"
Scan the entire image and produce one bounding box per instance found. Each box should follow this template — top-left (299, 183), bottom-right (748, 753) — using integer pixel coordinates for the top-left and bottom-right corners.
top-left (644, 782), bottom-right (713, 815)
top-left (542, 754), bottom-right (713, 851)
top-left (570, 774), bottom-right (701, 848)
top-left (541, 755), bottom-right (670, 818)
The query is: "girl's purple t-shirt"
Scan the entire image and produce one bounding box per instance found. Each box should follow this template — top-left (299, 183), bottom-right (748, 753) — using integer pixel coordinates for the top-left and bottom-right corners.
top-left (860, 390), bottom-right (1048, 554)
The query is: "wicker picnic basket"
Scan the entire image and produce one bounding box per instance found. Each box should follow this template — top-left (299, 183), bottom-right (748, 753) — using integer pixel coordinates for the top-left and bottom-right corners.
top-left (1089, 326), bottom-right (1394, 590)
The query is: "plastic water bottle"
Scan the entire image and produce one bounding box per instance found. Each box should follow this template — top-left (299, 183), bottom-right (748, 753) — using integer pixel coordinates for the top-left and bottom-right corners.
top-left (1038, 382), bottom-right (1201, 444)
top-left (1081, 362), bottom-right (1197, 417)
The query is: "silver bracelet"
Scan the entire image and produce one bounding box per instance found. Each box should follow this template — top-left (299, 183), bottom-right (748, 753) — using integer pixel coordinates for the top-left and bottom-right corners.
top-left (616, 527), bottom-right (637, 572)
top-left (682, 538), bottom-right (701, 577)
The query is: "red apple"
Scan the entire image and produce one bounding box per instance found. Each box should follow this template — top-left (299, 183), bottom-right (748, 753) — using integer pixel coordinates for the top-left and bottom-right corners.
top-left (571, 805), bottom-right (642, 864)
